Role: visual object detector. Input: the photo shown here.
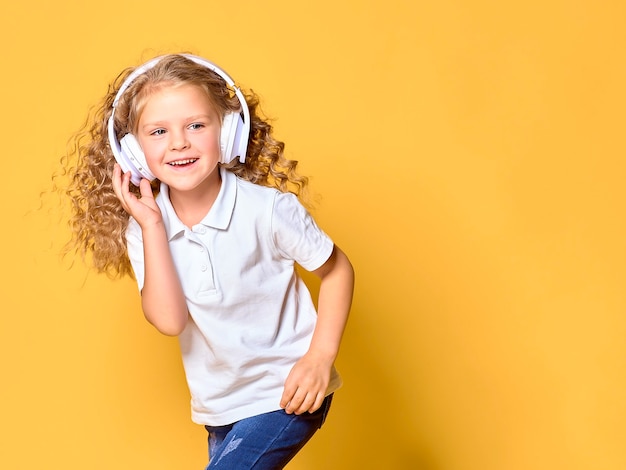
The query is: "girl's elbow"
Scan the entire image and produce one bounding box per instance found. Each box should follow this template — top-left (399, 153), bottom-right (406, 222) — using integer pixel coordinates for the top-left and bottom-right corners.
top-left (151, 316), bottom-right (187, 336)
top-left (144, 309), bottom-right (188, 336)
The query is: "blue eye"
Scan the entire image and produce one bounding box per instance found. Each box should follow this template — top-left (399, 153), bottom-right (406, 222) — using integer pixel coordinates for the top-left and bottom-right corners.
top-left (189, 123), bottom-right (205, 130)
top-left (151, 128), bottom-right (166, 136)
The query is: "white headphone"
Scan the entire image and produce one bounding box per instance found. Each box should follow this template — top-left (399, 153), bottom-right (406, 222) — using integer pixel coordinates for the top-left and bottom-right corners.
top-left (107, 54), bottom-right (251, 185)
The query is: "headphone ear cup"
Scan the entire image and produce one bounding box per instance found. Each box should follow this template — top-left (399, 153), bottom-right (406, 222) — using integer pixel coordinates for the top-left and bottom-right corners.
top-left (220, 112), bottom-right (246, 163)
top-left (120, 134), bottom-right (156, 184)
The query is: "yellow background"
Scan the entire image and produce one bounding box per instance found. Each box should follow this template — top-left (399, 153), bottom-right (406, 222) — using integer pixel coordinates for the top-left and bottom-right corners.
top-left (2, 1), bottom-right (626, 469)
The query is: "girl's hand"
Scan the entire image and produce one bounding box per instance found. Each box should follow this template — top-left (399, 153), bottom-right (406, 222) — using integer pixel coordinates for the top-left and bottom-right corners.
top-left (112, 164), bottom-right (162, 228)
top-left (280, 352), bottom-right (332, 415)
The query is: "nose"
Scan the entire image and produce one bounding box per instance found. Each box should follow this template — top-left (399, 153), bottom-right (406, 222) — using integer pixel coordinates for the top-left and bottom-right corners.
top-left (169, 130), bottom-right (189, 151)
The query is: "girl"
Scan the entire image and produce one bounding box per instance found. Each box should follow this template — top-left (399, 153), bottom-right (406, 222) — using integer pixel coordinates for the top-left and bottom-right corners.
top-left (60, 53), bottom-right (354, 469)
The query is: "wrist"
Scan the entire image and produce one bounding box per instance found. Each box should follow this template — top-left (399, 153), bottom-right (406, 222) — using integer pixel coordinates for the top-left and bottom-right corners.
top-left (139, 219), bottom-right (165, 233)
top-left (305, 345), bottom-right (338, 365)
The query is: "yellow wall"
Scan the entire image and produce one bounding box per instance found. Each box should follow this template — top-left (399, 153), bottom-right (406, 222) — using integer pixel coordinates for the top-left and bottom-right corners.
top-left (3, 1), bottom-right (626, 468)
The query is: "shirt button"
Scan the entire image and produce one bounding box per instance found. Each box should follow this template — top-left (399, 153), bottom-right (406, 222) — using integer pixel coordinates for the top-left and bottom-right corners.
top-left (197, 227), bottom-right (206, 234)
top-left (201, 265), bottom-right (207, 272)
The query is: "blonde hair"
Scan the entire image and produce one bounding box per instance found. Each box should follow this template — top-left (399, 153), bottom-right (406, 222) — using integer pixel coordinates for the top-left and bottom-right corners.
top-left (58, 54), bottom-right (310, 279)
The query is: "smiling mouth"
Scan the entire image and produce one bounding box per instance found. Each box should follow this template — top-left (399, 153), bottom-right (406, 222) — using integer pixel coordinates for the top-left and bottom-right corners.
top-left (168, 158), bottom-right (198, 167)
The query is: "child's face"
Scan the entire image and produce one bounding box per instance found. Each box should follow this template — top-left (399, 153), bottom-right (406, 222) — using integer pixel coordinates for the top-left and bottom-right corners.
top-left (136, 83), bottom-right (222, 193)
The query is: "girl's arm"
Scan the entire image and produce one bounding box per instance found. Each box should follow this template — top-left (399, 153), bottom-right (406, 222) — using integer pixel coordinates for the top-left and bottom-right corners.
top-left (280, 245), bottom-right (355, 414)
top-left (139, 221), bottom-right (189, 336)
top-left (113, 165), bottom-right (189, 336)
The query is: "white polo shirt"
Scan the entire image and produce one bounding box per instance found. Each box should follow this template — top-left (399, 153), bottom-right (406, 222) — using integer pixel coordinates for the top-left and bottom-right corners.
top-left (126, 168), bottom-right (342, 426)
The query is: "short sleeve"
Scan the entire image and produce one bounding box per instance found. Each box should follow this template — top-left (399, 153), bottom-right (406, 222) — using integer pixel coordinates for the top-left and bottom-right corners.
top-left (271, 192), bottom-right (334, 271)
top-left (125, 217), bottom-right (146, 291)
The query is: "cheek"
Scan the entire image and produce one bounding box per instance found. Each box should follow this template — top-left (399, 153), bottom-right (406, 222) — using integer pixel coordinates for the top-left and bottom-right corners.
top-left (138, 140), bottom-right (162, 161)
top-left (197, 132), bottom-right (221, 152)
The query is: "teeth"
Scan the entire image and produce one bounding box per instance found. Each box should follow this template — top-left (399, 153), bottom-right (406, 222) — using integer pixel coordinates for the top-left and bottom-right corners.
top-left (169, 159), bottom-right (198, 166)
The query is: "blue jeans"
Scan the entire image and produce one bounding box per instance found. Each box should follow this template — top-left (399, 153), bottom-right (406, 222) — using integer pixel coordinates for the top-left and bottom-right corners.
top-left (204, 394), bottom-right (333, 469)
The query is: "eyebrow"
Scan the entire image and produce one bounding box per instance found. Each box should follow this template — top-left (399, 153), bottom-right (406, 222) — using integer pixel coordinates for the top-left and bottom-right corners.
top-left (140, 114), bottom-right (215, 129)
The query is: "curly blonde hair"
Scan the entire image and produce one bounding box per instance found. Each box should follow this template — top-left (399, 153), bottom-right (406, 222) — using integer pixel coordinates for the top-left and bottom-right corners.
top-left (58, 54), bottom-right (310, 279)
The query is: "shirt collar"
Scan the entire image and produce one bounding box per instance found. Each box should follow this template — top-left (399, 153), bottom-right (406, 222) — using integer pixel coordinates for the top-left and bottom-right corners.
top-left (158, 167), bottom-right (237, 241)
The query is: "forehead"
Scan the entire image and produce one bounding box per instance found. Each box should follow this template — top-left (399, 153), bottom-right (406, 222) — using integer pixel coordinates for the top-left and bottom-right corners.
top-left (138, 83), bottom-right (217, 120)
top-left (142, 83), bottom-right (213, 109)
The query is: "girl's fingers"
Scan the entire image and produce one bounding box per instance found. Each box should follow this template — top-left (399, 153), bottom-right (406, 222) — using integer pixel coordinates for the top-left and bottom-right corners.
top-left (309, 392), bottom-right (325, 413)
top-left (139, 177), bottom-right (154, 200)
top-left (120, 170), bottom-right (132, 199)
top-left (283, 387), bottom-right (325, 415)
top-left (111, 165), bottom-right (125, 203)
top-left (293, 392), bottom-right (313, 415)
top-left (112, 164), bottom-right (134, 213)
top-left (280, 384), bottom-right (296, 409)
top-left (111, 164), bottom-right (122, 197)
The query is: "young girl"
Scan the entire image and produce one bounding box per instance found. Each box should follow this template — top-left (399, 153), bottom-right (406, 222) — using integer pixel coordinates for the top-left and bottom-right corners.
top-left (61, 53), bottom-right (354, 468)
